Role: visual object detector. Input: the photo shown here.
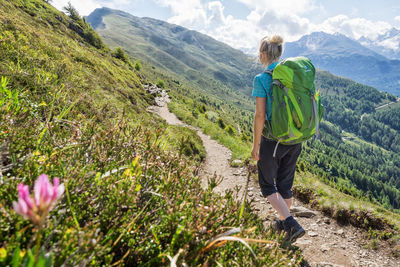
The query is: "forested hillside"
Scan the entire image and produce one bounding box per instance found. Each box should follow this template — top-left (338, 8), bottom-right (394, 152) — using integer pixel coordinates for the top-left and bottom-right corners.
top-left (301, 71), bottom-right (400, 210)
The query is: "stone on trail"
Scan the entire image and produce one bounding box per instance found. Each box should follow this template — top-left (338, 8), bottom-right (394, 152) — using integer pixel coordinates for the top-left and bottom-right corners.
top-left (295, 238), bottom-right (312, 245)
top-left (308, 231), bottom-right (318, 237)
top-left (233, 170), bottom-right (241, 176)
top-left (231, 159), bottom-right (242, 166)
top-left (321, 244), bottom-right (330, 252)
top-left (290, 206), bottom-right (317, 218)
top-left (336, 229), bottom-right (344, 235)
top-left (312, 262), bottom-right (345, 267)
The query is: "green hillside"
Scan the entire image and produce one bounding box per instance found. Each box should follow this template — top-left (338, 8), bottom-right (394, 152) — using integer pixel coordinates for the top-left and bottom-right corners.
top-left (0, 1), bottom-right (304, 266)
top-left (86, 7), bottom-right (260, 102)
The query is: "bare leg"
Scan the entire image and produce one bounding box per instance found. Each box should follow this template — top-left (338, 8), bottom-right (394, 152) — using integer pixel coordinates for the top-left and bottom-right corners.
top-left (267, 192), bottom-right (291, 220)
top-left (284, 198), bottom-right (293, 210)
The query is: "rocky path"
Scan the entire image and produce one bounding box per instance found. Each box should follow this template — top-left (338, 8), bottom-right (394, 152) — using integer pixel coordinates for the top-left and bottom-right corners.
top-left (147, 89), bottom-right (399, 267)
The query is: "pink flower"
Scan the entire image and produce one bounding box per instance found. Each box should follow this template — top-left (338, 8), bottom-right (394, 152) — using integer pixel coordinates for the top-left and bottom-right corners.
top-left (34, 174), bottom-right (64, 208)
top-left (12, 184), bottom-right (34, 219)
top-left (13, 174), bottom-right (64, 224)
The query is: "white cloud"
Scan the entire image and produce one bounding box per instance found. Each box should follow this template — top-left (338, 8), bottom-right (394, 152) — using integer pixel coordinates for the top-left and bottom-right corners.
top-left (237, 0), bottom-right (318, 15)
top-left (153, 0), bottom-right (313, 54)
top-left (156, 0), bottom-right (207, 30)
top-left (153, 1), bottom-right (397, 54)
top-left (249, 9), bottom-right (310, 37)
top-left (318, 15), bottom-right (392, 40)
top-left (207, 1), bottom-right (225, 26)
top-left (204, 14), bottom-right (257, 53)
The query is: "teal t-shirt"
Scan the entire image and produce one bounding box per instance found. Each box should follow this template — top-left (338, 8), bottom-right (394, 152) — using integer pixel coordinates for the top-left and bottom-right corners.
top-left (252, 61), bottom-right (279, 121)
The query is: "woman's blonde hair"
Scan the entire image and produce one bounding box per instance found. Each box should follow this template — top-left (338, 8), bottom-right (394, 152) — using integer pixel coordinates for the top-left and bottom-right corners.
top-left (259, 35), bottom-right (284, 64)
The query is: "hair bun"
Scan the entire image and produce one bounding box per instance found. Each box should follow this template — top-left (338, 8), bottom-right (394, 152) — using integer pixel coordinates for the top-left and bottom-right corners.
top-left (270, 35), bottom-right (283, 46)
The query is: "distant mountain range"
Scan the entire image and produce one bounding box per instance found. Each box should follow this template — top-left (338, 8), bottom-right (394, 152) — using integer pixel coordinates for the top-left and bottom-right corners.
top-left (283, 32), bottom-right (400, 96)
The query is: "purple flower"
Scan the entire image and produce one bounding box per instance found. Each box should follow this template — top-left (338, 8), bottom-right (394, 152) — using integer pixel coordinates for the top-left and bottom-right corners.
top-left (13, 174), bottom-right (64, 224)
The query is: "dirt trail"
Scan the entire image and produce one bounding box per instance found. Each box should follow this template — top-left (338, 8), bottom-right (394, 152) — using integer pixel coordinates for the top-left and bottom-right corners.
top-left (148, 93), bottom-right (399, 267)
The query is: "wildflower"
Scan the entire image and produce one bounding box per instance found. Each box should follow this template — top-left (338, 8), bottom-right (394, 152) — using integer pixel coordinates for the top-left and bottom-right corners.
top-left (0, 247), bottom-right (6, 260)
top-left (13, 174), bottom-right (64, 224)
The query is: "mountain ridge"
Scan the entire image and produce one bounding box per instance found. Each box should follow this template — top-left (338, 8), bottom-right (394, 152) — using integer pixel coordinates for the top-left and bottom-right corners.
top-left (283, 31), bottom-right (400, 96)
top-left (86, 7), bottom-right (260, 97)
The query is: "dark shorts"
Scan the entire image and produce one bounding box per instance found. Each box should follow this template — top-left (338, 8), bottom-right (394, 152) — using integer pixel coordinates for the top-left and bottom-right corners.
top-left (257, 136), bottom-right (302, 199)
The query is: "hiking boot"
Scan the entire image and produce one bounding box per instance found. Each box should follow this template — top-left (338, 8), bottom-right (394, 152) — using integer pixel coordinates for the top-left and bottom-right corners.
top-left (283, 216), bottom-right (305, 243)
top-left (270, 218), bottom-right (284, 233)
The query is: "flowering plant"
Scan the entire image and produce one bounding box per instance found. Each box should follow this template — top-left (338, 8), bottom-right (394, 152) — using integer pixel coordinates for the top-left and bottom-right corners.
top-left (13, 174), bottom-right (64, 224)
top-left (10, 174), bottom-right (64, 266)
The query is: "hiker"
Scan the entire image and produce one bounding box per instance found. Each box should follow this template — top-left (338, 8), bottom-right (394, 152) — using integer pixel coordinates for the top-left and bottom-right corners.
top-left (251, 35), bottom-right (305, 243)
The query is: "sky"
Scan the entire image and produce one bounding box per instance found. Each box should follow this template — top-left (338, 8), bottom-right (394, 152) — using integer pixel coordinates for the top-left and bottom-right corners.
top-left (51, 0), bottom-right (400, 54)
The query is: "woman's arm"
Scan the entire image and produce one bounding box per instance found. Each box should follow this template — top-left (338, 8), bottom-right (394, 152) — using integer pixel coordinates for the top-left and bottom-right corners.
top-left (252, 97), bottom-right (266, 160)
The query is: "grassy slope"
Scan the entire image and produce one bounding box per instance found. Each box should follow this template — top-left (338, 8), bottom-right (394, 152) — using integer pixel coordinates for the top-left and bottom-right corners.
top-left (293, 171), bottom-right (400, 255)
top-left (294, 171), bottom-right (400, 229)
top-left (0, 1), bottom-right (304, 266)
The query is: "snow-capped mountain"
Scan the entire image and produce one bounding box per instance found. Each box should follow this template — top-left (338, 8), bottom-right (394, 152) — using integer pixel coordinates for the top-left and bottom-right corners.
top-left (283, 32), bottom-right (400, 96)
top-left (359, 28), bottom-right (400, 59)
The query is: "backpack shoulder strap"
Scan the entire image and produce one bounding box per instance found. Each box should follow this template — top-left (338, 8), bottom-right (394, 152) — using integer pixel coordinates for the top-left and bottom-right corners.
top-left (265, 69), bottom-right (273, 76)
top-left (264, 69), bottom-right (274, 97)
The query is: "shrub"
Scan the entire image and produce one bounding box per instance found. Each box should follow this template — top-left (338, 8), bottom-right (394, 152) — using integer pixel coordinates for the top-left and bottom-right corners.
top-left (199, 104), bottom-right (206, 113)
top-left (225, 125), bottom-right (235, 136)
top-left (217, 117), bottom-right (226, 129)
top-left (134, 61), bottom-right (142, 71)
top-left (112, 47), bottom-right (131, 64)
top-left (82, 26), bottom-right (105, 49)
top-left (192, 109), bottom-right (199, 118)
top-left (205, 111), bottom-right (218, 122)
top-left (156, 79), bottom-right (165, 88)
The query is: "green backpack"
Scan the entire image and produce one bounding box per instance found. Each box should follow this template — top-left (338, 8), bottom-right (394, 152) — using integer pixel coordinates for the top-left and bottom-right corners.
top-left (264, 57), bottom-right (323, 153)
